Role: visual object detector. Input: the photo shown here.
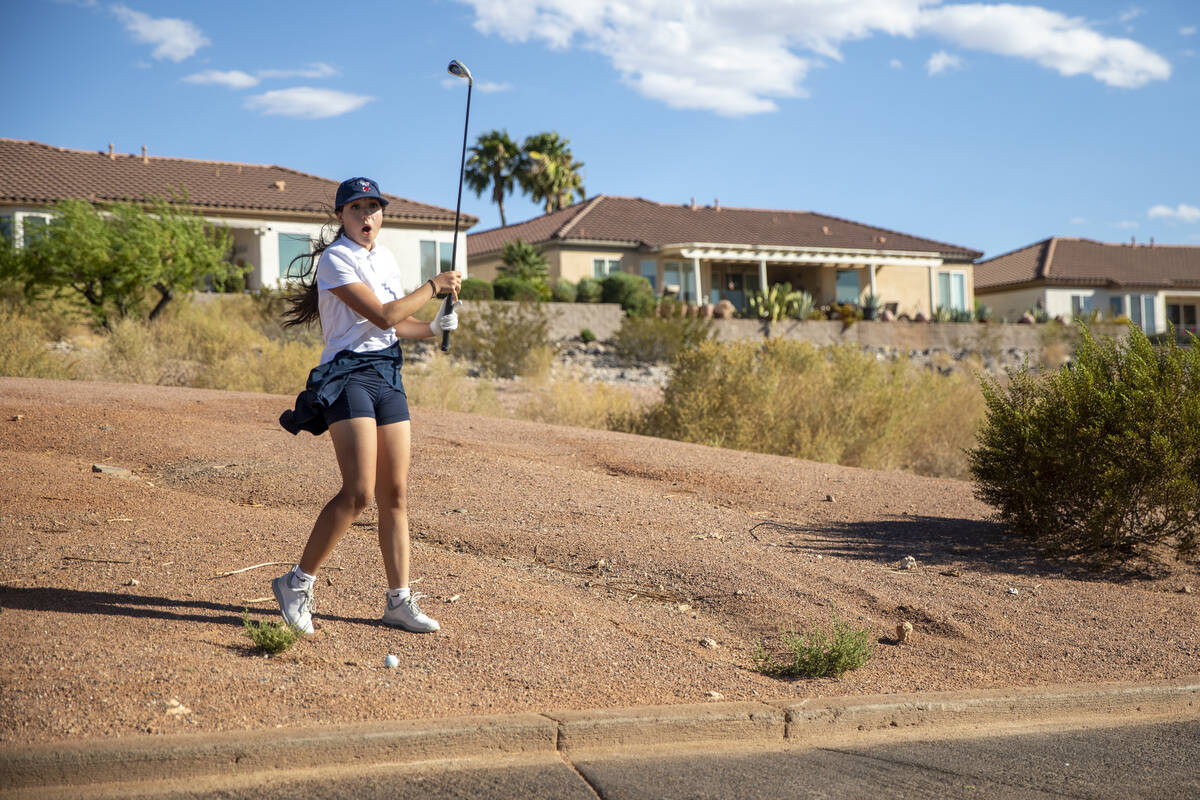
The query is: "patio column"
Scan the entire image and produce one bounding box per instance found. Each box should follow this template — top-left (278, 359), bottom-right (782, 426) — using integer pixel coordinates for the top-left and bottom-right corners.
top-left (868, 264), bottom-right (877, 297)
top-left (758, 258), bottom-right (768, 293)
top-left (692, 256), bottom-right (703, 304)
top-left (928, 265), bottom-right (938, 316)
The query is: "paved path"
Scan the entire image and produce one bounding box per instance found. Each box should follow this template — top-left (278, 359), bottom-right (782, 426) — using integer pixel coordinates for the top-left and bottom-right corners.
top-left (2, 678), bottom-right (1197, 799)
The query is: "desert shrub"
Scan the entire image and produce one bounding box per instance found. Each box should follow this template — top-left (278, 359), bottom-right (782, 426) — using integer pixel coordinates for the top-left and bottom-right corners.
top-left (969, 324), bottom-right (1200, 561)
top-left (576, 277), bottom-right (602, 303)
top-left (753, 609), bottom-right (874, 679)
top-left (601, 272), bottom-right (655, 316)
top-left (493, 275), bottom-right (546, 302)
top-left (88, 317), bottom-right (169, 384)
top-left (579, 328), bottom-right (596, 343)
top-left (746, 283), bottom-right (813, 321)
top-left (516, 377), bottom-right (643, 430)
top-left (402, 355), bottom-right (501, 415)
top-left (0, 307), bottom-right (77, 379)
top-left (454, 301), bottom-right (554, 379)
top-left (242, 609), bottom-right (301, 655)
top-left (460, 277), bottom-right (494, 301)
top-left (551, 279), bottom-right (577, 303)
top-left (623, 338), bottom-right (983, 478)
top-left (611, 314), bottom-right (713, 364)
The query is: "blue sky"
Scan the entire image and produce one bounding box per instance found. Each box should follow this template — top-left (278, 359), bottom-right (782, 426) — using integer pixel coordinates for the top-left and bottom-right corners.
top-left (5, 0), bottom-right (1198, 258)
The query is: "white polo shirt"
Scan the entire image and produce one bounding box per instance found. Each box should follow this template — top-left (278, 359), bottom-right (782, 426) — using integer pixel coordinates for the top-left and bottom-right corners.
top-left (316, 235), bottom-right (405, 364)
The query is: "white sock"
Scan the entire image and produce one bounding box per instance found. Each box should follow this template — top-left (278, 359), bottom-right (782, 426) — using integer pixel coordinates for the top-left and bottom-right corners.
top-left (388, 587), bottom-right (411, 600)
top-left (291, 565), bottom-right (316, 586)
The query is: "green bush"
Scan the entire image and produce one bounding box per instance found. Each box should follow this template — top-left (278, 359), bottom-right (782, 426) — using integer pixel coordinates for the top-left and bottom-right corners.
top-left (551, 279), bottom-right (577, 303)
top-left (746, 283), bottom-right (813, 321)
top-left (611, 314), bottom-right (713, 364)
top-left (601, 272), bottom-right (655, 316)
top-left (969, 324), bottom-right (1200, 561)
top-left (454, 301), bottom-right (554, 379)
top-left (242, 609), bottom-right (301, 655)
top-left (460, 277), bottom-right (494, 301)
top-left (624, 338), bottom-right (983, 478)
top-left (493, 275), bottom-right (546, 302)
top-left (579, 328), bottom-right (596, 343)
top-left (576, 277), bottom-right (602, 303)
top-left (753, 609), bottom-right (875, 679)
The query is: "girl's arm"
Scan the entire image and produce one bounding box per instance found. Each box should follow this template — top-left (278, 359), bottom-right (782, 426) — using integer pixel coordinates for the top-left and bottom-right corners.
top-left (328, 271), bottom-right (460, 331)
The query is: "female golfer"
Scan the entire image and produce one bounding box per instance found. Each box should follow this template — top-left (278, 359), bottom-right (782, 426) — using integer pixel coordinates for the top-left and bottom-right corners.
top-left (274, 176), bottom-right (461, 635)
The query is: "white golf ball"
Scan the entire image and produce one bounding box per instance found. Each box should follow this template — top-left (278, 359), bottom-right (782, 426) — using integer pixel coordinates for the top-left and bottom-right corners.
top-left (385, 654), bottom-right (399, 668)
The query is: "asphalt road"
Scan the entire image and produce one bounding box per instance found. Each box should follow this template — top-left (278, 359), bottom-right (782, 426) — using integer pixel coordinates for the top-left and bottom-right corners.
top-left (77, 718), bottom-right (1197, 800)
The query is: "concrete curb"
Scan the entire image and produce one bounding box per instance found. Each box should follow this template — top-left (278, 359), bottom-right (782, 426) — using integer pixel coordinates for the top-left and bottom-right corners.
top-left (3, 677), bottom-right (1197, 796)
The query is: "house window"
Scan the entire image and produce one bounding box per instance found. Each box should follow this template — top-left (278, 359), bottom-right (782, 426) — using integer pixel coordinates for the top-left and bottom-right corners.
top-left (937, 270), bottom-right (967, 312)
top-left (420, 241), bottom-right (453, 283)
top-left (278, 233), bottom-right (312, 279)
top-left (1110, 297), bottom-right (1124, 318)
top-left (836, 269), bottom-right (860, 304)
top-left (21, 214), bottom-right (51, 247)
top-left (662, 262), bottom-right (681, 296)
top-left (1167, 303), bottom-right (1197, 333)
top-left (593, 257), bottom-right (621, 278)
top-left (640, 259), bottom-right (657, 290)
top-left (0, 215), bottom-right (12, 242)
top-left (1070, 294), bottom-right (1094, 316)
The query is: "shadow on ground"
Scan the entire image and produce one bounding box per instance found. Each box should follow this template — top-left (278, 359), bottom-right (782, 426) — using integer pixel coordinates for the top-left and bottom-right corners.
top-left (749, 515), bottom-right (1166, 581)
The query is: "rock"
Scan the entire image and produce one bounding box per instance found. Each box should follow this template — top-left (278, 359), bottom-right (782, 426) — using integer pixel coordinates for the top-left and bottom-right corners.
top-left (10, 415), bottom-right (24, 421)
top-left (914, 311), bottom-right (930, 323)
top-left (1178, 586), bottom-right (1193, 594)
top-left (825, 494), bottom-right (835, 502)
top-left (714, 299), bottom-right (736, 319)
top-left (898, 555), bottom-right (918, 570)
top-left (92, 464), bottom-right (137, 480)
top-left (164, 699), bottom-right (191, 717)
top-left (706, 691), bottom-right (723, 699)
top-left (700, 637), bottom-right (719, 649)
top-left (879, 309), bottom-right (895, 322)
top-left (896, 621), bottom-right (913, 644)
top-left (1007, 587), bottom-right (1020, 595)
top-left (124, 578), bottom-right (139, 587)
top-left (1019, 311), bottom-right (1036, 324)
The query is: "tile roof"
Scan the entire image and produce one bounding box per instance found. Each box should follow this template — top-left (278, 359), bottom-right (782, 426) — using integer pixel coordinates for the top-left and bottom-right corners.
top-left (975, 237), bottom-right (1200, 290)
top-left (0, 138), bottom-right (473, 226)
top-left (467, 195), bottom-right (981, 260)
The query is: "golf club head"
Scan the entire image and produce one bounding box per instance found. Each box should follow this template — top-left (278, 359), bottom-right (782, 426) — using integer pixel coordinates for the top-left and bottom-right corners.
top-left (447, 60), bottom-right (473, 83)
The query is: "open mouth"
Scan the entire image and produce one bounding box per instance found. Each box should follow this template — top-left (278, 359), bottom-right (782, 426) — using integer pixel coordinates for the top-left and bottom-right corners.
top-left (361, 225), bottom-right (372, 236)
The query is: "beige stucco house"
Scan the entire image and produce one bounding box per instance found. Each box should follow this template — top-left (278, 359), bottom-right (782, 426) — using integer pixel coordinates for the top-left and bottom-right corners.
top-left (0, 138), bottom-right (475, 291)
top-left (467, 195), bottom-right (981, 316)
top-left (974, 237), bottom-right (1200, 335)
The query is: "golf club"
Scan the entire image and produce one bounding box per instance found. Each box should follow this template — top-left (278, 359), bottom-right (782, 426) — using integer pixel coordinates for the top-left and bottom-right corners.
top-left (441, 58), bottom-right (473, 352)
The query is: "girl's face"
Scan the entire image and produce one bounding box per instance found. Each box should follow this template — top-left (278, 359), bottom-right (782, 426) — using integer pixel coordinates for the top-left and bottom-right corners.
top-left (337, 198), bottom-right (384, 250)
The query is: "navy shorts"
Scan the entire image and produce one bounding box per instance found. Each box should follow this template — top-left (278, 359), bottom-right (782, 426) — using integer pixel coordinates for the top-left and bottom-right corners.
top-left (324, 368), bottom-right (410, 427)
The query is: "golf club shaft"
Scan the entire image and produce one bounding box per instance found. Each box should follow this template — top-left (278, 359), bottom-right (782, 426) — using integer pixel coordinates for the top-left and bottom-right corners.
top-left (441, 74), bottom-right (472, 352)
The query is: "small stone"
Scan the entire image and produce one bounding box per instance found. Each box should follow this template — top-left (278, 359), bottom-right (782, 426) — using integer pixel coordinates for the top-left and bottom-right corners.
top-left (940, 569), bottom-right (962, 577)
top-left (700, 637), bottom-right (719, 649)
top-left (1007, 587), bottom-right (1020, 596)
top-left (899, 556), bottom-right (918, 570)
top-left (734, 589), bottom-right (745, 596)
top-left (896, 621), bottom-right (913, 644)
top-left (676, 603), bottom-right (691, 612)
top-left (452, 508), bottom-right (468, 514)
top-left (1178, 585), bottom-right (1193, 594)
top-left (706, 691), bottom-right (723, 700)
top-left (825, 494), bottom-right (835, 502)
top-left (10, 415), bottom-right (24, 421)
top-left (164, 699), bottom-right (191, 717)
top-left (92, 464), bottom-right (137, 480)
top-left (125, 578), bottom-right (139, 587)
top-left (447, 594), bottom-right (461, 603)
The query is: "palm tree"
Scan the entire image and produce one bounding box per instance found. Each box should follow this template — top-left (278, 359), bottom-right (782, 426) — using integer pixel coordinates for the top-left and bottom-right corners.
top-left (520, 132), bottom-right (586, 213)
top-left (465, 129), bottom-right (521, 227)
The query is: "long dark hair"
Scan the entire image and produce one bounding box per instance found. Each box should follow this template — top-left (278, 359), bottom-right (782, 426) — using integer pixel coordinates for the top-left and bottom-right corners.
top-left (281, 223), bottom-right (345, 328)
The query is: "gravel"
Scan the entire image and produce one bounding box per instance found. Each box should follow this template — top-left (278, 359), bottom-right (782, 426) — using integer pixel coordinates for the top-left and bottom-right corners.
top-left (1, 376), bottom-right (1196, 747)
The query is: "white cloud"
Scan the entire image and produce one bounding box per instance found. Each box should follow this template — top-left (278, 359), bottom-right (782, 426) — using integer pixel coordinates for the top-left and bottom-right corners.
top-left (919, 4), bottom-right (1170, 88)
top-left (1115, 220), bottom-right (1140, 229)
top-left (111, 4), bottom-right (209, 62)
top-left (257, 63), bottom-right (338, 80)
top-left (1148, 204), bottom-right (1200, 223)
top-left (456, 1), bottom-right (1172, 115)
top-left (927, 50), bottom-right (962, 75)
top-left (244, 87), bottom-right (372, 119)
top-left (1182, 26), bottom-right (1197, 37)
top-left (440, 77), bottom-right (512, 93)
top-left (889, 58), bottom-right (904, 69)
top-left (1118, 7), bottom-right (1144, 25)
top-left (183, 70), bottom-right (259, 89)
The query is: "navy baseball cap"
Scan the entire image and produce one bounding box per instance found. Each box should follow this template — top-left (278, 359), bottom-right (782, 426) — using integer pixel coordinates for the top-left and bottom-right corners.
top-left (334, 177), bottom-right (389, 211)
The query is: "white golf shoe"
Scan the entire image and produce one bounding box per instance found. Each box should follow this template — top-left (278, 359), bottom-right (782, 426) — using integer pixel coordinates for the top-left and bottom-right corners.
top-left (271, 572), bottom-right (315, 635)
top-left (382, 592), bottom-right (440, 633)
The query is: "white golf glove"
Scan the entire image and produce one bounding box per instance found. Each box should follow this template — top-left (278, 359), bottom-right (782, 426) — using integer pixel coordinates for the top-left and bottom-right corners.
top-left (430, 301), bottom-right (461, 335)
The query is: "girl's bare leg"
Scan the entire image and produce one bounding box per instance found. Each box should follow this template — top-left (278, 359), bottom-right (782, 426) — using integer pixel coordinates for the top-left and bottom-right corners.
top-left (298, 417), bottom-right (377, 575)
top-left (374, 420), bottom-right (411, 589)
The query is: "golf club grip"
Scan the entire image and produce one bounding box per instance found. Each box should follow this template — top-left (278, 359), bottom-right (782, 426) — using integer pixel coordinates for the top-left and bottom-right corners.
top-left (439, 294), bottom-right (454, 352)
